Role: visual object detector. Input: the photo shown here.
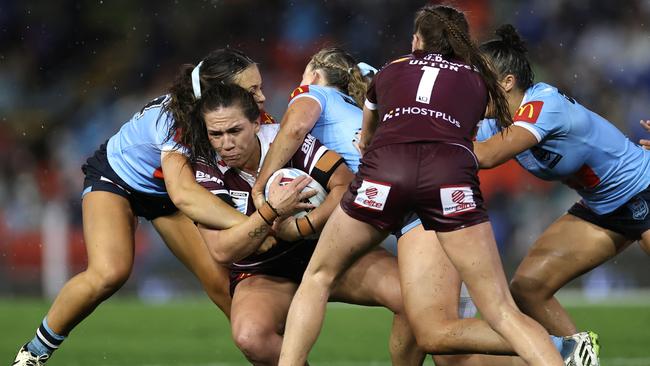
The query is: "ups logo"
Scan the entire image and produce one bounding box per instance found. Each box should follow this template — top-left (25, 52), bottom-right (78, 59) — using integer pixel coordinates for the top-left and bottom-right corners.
top-left (515, 101), bottom-right (544, 123)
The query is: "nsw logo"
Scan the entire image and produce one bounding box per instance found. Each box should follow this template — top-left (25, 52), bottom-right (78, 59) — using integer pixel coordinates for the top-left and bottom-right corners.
top-left (628, 198), bottom-right (648, 220)
top-left (354, 180), bottom-right (391, 211)
top-left (229, 190), bottom-right (249, 214)
top-left (441, 186), bottom-right (476, 216)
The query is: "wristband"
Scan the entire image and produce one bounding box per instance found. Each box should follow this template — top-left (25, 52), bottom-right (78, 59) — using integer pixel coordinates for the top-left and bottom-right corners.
top-left (296, 216), bottom-right (316, 238)
top-left (258, 202), bottom-right (279, 226)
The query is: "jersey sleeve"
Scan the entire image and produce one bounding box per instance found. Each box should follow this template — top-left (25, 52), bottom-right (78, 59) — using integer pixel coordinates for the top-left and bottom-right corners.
top-left (288, 85), bottom-right (327, 111)
top-left (364, 73), bottom-right (378, 110)
top-left (475, 119), bottom-right (500, 142)
top-left (194, 159), bottom-right (232, 205)
top-left (289, 134), bottom-right (345, 191)
top-left (512, 96), bottom-right (565, 142)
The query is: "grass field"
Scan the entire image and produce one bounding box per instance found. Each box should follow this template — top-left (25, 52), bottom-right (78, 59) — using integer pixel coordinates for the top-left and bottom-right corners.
top-left (2, 296), bottom-right (649, 365)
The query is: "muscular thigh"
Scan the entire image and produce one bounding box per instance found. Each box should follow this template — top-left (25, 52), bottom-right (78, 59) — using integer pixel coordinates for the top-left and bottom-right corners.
top-left (230, 275), bottom-right (298, 335)
top-left (397, 224), bottom-right (462, 323)
top-left (82, 191), bottom-right (137, 272)
top-left (514, 214), bottom-right (631, 290)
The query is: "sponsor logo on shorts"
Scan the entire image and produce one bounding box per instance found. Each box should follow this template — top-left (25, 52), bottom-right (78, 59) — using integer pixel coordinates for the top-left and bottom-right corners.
top-left (628, 197), bottom-right (649, 220)
top-left (441, 186), bottom-right (476, 216)
top-left (229, 190), bottom-right (249, 214)
top-left (354, 180), bottom-right (391, 211)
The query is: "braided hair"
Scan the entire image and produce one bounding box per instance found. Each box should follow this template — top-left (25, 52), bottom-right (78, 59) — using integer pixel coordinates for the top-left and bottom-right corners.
top-left (308, 47), bottom-right (369, 108)
top-left (414, 5), bottom-right (512, 129)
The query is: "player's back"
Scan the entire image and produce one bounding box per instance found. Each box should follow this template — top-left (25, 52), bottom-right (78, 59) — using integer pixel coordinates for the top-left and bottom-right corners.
top-left (288, 85), bottom-right (362, 172)
top-left (366, 51), bottom-right (488, 153)
top-left (106, 95), bottom-right (178, 195)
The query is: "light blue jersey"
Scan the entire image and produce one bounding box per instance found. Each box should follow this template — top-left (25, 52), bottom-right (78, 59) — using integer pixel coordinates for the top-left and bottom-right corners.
top-left (288, 85), bottom-right (362, 172)
top-left (476, 82), bottom-right (650, 214)
top-left (106, 95), bottom-right (188, 195)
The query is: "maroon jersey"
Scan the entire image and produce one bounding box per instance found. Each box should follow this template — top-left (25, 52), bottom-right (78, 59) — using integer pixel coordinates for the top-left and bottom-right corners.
top-left (365, 51), bottom-right (488, 153)
top-left (194, 124), bottom-right (344, 270)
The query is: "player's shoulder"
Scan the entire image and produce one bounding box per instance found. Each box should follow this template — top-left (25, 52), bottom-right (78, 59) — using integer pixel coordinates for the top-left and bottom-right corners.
top-left (515, 83), bottom-right (565, 123)
top-left (288, 84), bottom-right (329, 103)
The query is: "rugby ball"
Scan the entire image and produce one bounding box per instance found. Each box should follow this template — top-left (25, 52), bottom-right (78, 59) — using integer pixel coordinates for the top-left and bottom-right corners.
top-left (264, 168), bottom-right (327, 218)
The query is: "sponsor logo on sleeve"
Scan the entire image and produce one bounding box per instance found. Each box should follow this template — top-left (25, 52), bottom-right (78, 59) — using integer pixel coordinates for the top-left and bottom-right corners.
top-left (354, 180), bottom-right (391, 211)
top-left (440, 186), bottom-right (477, 216)
top-left (514, 101), bottom-right (544, 124)
top-left (229, 190), bottom-right (249, 214)
top-left (289, 85), bottom-right (310, 101)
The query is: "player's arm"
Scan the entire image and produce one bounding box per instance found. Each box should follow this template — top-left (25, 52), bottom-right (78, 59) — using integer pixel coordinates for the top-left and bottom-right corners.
top-left (161, 150), bottom-right (247, 228)
top-left (640, 120), bottom-right (650, 150)
top-left (275, 150), bottom-right (353, 242)
top-left (197, 173), bottom-right (316, 264)
top-left (358, 104), bottom-right (379, 155)
top-left (473, 125), bottom-right (538, 169)
top-left (251, 98), bottom-right (322, 208)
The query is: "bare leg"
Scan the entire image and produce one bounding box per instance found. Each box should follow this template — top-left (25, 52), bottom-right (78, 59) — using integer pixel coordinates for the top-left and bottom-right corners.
top-left (278, 206), bottom-right (385, 366)
top-left (637, 229), bottom-right (650, 255)
top-left (332, 247), bottom-right (424, 366)
top-left (437, 222), bottom-right (563, 366)
top-left (510, 214), bottom-right (629, 335)
top-left (398, 225), bottom-right (525, 366)
top-left (46, 191), bottom-right (137, 334)
top-left (230, 276), bottom-right (298, 365)
top-left (152, 211), bottom-right (232, 317)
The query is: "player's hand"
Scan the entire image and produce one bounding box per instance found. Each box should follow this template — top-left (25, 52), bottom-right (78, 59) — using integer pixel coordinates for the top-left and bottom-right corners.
top-left (640, 120), bottom-right (650, 150)
top-left (266, 172), bottom-right (316, 217)
top-left (255, 235), bottom-right (277, 254)
top-left (273, 217), bottom-right (302, 242)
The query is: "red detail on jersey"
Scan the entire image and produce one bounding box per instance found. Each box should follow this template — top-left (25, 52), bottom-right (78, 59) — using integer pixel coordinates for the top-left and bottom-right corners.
top-left (173, 128), bottom-right (183, 142)
top-left (289, 85), bottom-right (310, 101)
top-left (153, 167), bottom-right (164, 179)
top-left (235, 272), bottom-right (254, 282)
top-left (564, 164), bottom-right (601, 190)
top-left (451, 190), bottom-right (465, 203)
top-left (260, 111), bottom-right (276, 124)
top-left (217, 160), bottom-right (227, 167)
top-left (514, 101), bottom-right (544, 124)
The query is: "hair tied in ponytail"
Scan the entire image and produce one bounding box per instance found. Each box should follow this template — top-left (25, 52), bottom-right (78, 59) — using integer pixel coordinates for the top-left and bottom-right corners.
top-left (496, 24), bottom-right (528, 54)
top-left (191, 61), bottom-right (204, 99)
top-left (357, 62), bottom-right (378, 77)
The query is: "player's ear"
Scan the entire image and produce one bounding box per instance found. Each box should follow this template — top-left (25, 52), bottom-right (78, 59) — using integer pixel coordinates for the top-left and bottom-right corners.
top-left (252, 118), bottom-right (261, 134)
top-left (500, 74), bottom-right (516, 93)
top-left (411, 33), bottom-right (422, 51)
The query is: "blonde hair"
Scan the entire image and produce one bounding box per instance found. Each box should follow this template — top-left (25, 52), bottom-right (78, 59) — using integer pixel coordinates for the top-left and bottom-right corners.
top-left (308, 47), bottom-right (368, 108)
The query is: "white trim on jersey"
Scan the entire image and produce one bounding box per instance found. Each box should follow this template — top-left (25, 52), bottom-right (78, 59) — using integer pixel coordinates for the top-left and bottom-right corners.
top-left (210, 189), bottom-right (229, 196)
top-left (364, 98), bottom-right (377, 110)
top-left (308, 145), bottom-right (329, 175)
top-left (513, 122), bottom-right (543, 143)
top-left (289, 94), bottom-right (323, 110)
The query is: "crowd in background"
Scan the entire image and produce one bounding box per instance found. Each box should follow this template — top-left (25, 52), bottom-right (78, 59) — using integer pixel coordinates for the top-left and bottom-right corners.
top-left (1, 0), bottom-right (648, 297)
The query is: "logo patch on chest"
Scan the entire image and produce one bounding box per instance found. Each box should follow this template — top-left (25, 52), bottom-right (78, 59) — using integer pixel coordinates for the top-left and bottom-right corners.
top-left (229, 190), bottom-right (249, 214)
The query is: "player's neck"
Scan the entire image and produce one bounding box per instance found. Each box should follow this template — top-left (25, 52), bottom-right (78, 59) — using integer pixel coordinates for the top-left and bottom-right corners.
top-left (508, 90), bottom-right (526, 118)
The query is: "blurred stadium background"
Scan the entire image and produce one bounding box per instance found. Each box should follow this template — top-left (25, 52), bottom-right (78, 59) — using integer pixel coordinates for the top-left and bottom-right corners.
top-left (1, 0), bottom-right (649, 364)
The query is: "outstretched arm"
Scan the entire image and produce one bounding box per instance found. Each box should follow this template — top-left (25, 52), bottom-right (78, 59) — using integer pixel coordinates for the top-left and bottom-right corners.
top-left (473, 125), bottom-right (538, 169)
top-left (251, 98), bottom-right (322, 207)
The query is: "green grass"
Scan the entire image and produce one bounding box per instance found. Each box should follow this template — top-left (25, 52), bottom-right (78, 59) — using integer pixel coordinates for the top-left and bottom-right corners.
top-left (1, 297), bottom-right (649, 365)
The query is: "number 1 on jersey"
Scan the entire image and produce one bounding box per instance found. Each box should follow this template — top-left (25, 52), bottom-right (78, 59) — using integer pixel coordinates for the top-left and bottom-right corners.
top-left (415, 66), bottom-right (440, 104)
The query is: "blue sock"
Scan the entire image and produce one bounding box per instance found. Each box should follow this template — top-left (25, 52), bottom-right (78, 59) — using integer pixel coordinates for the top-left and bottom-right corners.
top-left (551, 335), bottom-right (564, 353)
top-left (26, 317), bottom-right (66, 357)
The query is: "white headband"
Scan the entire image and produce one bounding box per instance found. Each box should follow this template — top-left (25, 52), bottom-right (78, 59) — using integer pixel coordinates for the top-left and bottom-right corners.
top-left (191, 61), bottom-right (204, 99)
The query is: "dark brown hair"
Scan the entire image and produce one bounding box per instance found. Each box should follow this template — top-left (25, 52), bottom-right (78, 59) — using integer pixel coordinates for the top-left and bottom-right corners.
top-left (480, 24), bottom-right (535, 91)
top-left (414, 5), bottom-right (512, 128)
top-left (163, 48), bottom-right (256, 161)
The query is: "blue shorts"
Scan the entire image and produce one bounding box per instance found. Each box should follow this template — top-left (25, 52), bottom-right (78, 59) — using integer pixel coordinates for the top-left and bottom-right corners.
top-left (81, 143), bottom-right (178, 221)
top-left (568, 185), bottom-right (650, 240)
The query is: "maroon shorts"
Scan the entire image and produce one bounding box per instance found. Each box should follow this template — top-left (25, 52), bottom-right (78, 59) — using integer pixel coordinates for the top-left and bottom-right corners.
top-left (340, 142), bottom-right (489, 232)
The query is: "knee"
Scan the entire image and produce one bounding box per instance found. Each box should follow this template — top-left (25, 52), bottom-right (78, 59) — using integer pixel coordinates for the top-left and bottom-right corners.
top-left (232, 321), bottom-right (277, 362)
top-left (412, 321), bottom-right (455, 354)
top-left (87, 265), bottom-right (131, 298)
top-left (510, 272), bottom-right (553, 303)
